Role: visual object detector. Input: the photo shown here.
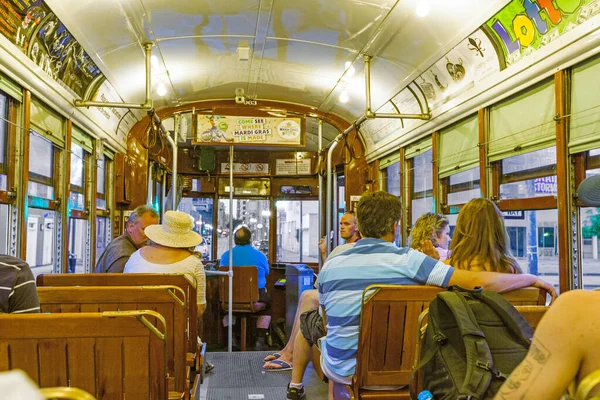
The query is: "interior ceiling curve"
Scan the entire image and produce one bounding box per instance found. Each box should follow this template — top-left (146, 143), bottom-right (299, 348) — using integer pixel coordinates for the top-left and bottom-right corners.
top-left (41, 0), bottom-right (512, 149)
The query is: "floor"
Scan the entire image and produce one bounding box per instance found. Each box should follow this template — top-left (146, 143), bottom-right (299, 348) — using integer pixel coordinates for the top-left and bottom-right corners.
top-left (197, 351), bottom-right (329, 400)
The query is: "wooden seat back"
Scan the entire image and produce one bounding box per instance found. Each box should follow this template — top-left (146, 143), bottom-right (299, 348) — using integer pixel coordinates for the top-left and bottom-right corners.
top-left (502, 287), bottom-right (547, 305)
top-left (0, 311), bottom-right (167, 399)
top-left (354, 285), bottom-right (443, 395)
top-left (218, 266), bottom-right (263, 313)
top-left (37, 286), bottom-right (187, 394)
top-left (36, 273), bottom-right (198, 354)
top-left (515, 305), bottom-right (549, 330)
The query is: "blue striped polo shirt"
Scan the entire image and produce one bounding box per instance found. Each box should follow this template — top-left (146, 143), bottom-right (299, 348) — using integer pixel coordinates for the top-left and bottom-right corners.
top-left (317, 238), bottom-right (454, 378)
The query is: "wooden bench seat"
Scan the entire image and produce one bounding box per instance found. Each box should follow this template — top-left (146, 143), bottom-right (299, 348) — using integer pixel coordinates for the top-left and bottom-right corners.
top-left (37, 285), bottom-right (191, 398)
top-left (36, 273), bottom-right (200, 367)
top-left (0, 311), bottom-right (168, 399)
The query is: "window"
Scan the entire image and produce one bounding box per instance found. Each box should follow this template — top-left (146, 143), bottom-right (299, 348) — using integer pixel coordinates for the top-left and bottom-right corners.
top-left (179, 197), bottom-right (214, 261)
top-left (26, 208), bottom-right (56, 278)
top-left (97, 156), bottom-right (106, 210)
top-left (276, 200), bottom-right (319, 263)
top-left (411, 149), bottom-right (433, 224)
top-left (28, 132), bottom-right (54, 200)
top-left (68, 218), bottom-right (87, 273)
top-left (385, 162), bottom-right (401, 197)
top-left (96, 216), bottom-right (109, 263)
top-left (217, 199), bottom-right (270, 262)
top-left (69, 142), bottom-right (86, 210)
top-left (504, 209), bottom-right (559, 291)
top-left (447, 167), bottom-right (480, 205)
top-left (580, 164), bottom-right (600, 289)
top-left (500, 147), bottom-right (556, 199)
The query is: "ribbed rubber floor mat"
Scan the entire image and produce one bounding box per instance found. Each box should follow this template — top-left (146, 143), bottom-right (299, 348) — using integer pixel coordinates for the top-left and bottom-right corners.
top-left (198, 351), bottom-right (293, 400)
top-left (204, 387), bottom-right (288, 400)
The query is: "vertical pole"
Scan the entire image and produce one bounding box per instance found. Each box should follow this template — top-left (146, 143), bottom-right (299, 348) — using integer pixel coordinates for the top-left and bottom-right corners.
top-left (326, 139), bottom-right (340, 256)
top-left (555, 69), bottom-right (573, 293)
top-left (147, 161), bottom-right (154, 205)
top-left (333, 169), bottom-right (338, 248)
top-left (478, 108), bottom-right (489, 198)
top-left (432, 131), bottom-right (441, 213)
top-left (228, 145), bottom-right (234, 352)
top-left (19, 90), bottom-right (31, 261)
top-left (62, 120), bottom-right (72, 274)
top-left (161, 167), bottom-right (167, 219)
top-left (526, 180), bottom-right (539, 276)
top-left (299, 200), bottom-right (303, 263)
top-left (318, 120), bottom-right (324, 267)
top-left (399, 148), bottom-right (407, 246)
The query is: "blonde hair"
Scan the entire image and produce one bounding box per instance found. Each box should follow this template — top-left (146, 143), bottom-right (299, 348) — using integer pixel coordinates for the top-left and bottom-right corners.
top-left (450, 198), bottom-right (522, 274)
top-left (408, 213), bottom-right (449, 249)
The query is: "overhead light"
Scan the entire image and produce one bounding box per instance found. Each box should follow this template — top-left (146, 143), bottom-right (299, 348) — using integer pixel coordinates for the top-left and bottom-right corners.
top-left (344, 61), bottom-right (356, 77)
top-left (339, 91), bottom-right (349, 103)
top-left (156, 83), bottom-right (167, 97)
top-left (309, 113), bottom-right (319, 117)
top-left (416, 1), bottom-right (430, 17)
top-left (237, 40), bottom-right (250, 61)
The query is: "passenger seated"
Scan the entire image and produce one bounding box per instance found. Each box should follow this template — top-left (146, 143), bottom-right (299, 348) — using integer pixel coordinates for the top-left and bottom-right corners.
top-left (286, 191), bottom-right (557, 400)
top-left (220, 226), bottom-right (271, 350)
top-left (263, 212), bottom-right (360, 371)
top-left (407, 212), bottom-right (451, 260)
top-left (445, 198), bottom-right (522, 273)
top-left (95, 205), bottom-right (159, 273)
top-left (0, 255), bottom-right (40, 314)
top-left (494, 290), bottom-right (600, 399)
top-left (123, 210), bottom-right (206, 315)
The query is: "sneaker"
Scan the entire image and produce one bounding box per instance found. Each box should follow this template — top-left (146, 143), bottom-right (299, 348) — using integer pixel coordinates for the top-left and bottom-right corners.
top-left (286, 384), bottom-right (305, 400)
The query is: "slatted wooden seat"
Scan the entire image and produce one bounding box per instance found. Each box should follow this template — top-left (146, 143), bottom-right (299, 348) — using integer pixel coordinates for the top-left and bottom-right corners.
top-left (37, 285), bottom-right (190, 398)
top-left (330, 285), bottom-right (443, 400)
top-left (502, 287), bottom-right (548, 305)
top-left (218, 266), bottom-right (267, 351)
top-left (514, 305), bottom-right (549, 330)
top-left (36, 274), bottom-right (199, 360)
top-left (0, 311), bottom-right (168, 399)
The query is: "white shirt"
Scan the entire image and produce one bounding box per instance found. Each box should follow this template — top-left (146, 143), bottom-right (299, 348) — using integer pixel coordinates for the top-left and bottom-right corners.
top-left (124, 251), bottom-right (206, 305)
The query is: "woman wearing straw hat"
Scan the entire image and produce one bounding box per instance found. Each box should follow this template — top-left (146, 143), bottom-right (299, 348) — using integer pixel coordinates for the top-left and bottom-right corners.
top-left (124, 210), bottom-right (207, 314)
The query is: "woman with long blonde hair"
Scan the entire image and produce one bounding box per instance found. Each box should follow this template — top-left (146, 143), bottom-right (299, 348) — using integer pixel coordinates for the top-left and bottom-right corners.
top-left (446, 198), bottom-right (522, 274)
top-left (407, 212), bottom-right (451, 260)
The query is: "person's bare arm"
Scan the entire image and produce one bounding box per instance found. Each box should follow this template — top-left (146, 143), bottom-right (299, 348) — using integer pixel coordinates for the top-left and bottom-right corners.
top-left (319, 237), bottom-right (327, 261)
top-left (494, 291), bottom-right (589, 400)
top-left (416, 240), bottom-right (439, 260)
top-left (448, 269), bottom-right (557, 302)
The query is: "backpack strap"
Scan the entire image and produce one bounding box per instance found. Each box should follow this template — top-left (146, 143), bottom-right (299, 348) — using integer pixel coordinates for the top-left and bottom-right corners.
top-left (471, 290), bottom-right (534, 347)
top-left (438, 291), bottom-right (494, 400)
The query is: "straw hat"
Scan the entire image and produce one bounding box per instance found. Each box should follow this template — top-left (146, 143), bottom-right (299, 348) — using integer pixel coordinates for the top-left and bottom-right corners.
top-left (144, 211), bottom-right (202, 248)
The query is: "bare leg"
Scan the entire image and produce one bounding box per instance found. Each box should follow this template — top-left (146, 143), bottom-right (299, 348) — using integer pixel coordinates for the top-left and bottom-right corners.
top-left (264, 289), bottom-right (319, 367)
top-left (328, 380), bottom-right (334, 400)
top-left (289, 330), bottom-right (313, 385)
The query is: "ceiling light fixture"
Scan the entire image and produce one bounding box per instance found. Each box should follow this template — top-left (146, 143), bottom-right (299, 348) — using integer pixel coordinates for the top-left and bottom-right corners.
top-left (344, 61), bottom-right (356, 77)
top-left (416, 1), bottom-right (430, 17)
top-left (339, 91), bottom-right (349, 103)
top-left (156, 83), bottom-right (167, 97)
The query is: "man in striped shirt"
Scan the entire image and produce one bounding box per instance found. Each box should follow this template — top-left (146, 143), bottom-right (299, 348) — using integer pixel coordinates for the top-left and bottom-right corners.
top-left (308, 191), bottom-right (557, 396)
top-left (0, 255), bottom-right (40, 314)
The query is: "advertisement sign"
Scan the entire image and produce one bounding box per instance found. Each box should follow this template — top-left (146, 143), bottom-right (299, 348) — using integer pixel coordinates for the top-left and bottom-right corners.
top-left (275, 159), bottom-right (311, 176)
top-left (503, 210), bottom-right (525, 220)
top-left (485, 0), bottom-right (598, 66)
top-left (193, 115), bottom-right (304, 147)
top-left (0, 1), bottom-right (104, 97)
top-left (534, 176), bottom-right (557, 194)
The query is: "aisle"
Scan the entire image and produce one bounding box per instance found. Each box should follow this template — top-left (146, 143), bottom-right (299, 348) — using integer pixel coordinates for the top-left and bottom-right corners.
top-left (197, 351), bottom-right (329, 399)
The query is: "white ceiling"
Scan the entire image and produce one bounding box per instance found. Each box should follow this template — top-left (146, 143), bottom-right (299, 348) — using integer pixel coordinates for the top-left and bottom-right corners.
top-left (45, 0), bottom-right (511, 148)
